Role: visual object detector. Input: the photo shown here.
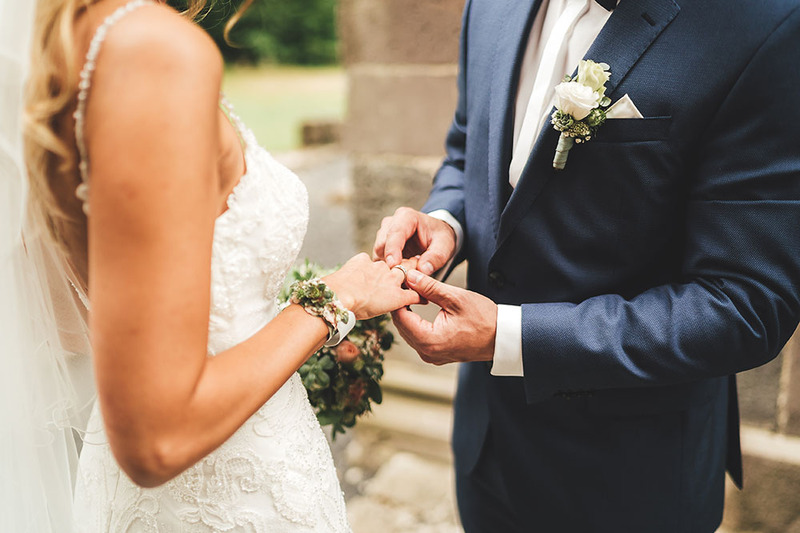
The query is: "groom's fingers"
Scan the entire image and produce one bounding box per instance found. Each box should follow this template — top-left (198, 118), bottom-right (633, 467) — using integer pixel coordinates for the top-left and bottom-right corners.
top-left (391, 307), bottom-right (434, 350)
top-left (392, 307), bottom-right (450, 366)
top-left (404, 269), bottom-right (456, 310)
top-left (417, 237), bottom-right (451, 276)
top-left (372, 219), bottom-right (391, 261)
top-left (382, 214), bottom-right (420, 267)
top-left (377, 207), bottom-right (428, 267)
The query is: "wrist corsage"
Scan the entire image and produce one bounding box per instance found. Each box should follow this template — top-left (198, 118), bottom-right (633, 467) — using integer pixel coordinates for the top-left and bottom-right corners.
top-left (281, 262), bottom-right (394, 438)
top-left (289, 277), bottom-right (356, 347)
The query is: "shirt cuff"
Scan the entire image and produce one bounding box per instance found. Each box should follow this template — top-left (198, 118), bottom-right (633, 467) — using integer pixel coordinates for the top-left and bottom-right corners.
top-left (491, 305), bottom-right (524, 377)
top-left (426, 209), bottom-right (463, 281)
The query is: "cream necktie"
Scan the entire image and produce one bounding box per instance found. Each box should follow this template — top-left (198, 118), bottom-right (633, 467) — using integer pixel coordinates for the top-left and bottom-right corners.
top-left (509, 0), bottom-right (590, 187)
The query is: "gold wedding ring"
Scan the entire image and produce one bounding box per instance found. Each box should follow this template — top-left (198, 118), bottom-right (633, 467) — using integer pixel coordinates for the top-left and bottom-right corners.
top-left (392, 264), bottom-right (408, 284)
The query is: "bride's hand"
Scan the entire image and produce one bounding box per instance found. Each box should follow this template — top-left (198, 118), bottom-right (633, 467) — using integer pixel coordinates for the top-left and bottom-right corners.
top-left (323, 254), bottom-right (422, 320)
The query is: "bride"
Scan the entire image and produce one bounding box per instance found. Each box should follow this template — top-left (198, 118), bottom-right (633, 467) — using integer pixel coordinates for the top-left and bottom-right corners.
top-left (3, 0), bottom-right (421, 531)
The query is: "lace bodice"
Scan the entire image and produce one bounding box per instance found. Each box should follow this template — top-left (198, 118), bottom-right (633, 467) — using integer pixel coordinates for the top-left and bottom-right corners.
top-left (207, 99), bottom-right (309, 355)
top-left (72, 2), bottom-right (351, 531)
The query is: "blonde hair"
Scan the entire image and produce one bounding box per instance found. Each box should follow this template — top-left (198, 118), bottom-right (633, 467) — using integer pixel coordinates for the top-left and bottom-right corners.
top-left (24, 0), bottom-right (251, 256)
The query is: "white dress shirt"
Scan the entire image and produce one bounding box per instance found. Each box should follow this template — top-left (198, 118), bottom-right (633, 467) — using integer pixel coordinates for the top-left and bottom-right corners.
top-left (430, 0), bottom-right (617, 377)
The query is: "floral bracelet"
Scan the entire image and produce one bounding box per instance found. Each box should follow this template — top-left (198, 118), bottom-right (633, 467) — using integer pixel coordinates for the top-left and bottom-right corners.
top-left (289, 278), bottom-right (355, 347)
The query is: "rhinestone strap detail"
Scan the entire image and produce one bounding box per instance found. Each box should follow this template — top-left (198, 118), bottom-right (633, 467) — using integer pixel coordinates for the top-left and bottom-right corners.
top-left (219, 94), bottom-right (253, 145)
top-left (73, 0), bottom-right (155, 215)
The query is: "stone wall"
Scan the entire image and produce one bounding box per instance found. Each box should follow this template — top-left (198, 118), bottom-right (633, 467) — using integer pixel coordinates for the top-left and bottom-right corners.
top-left (339, 0), bottom-right (462, 251)
top-left (338, 1), bottom-right (800, 531)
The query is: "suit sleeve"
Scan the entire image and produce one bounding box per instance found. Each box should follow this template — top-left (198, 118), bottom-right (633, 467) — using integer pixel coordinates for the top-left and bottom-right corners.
top-left (520, 7), bottom-right (800, 403)
top-left (421, 0), bottom-right (472, 234)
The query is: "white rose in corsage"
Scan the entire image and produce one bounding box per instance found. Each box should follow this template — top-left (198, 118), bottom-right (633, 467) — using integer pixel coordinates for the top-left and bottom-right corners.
top-left (551, 59), bottom-right (613, 170)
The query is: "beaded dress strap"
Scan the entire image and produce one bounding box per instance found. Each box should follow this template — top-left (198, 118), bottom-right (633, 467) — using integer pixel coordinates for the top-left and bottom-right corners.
top-left (73, 0), bottom-right (155, 215)
top-left (219, 94), bottom-right (254, 149)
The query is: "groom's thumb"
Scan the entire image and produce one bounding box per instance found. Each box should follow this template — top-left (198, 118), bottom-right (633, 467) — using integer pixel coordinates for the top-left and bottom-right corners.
top-left (406, 270), bottom-right (455, 309)
top-left (418, 245), bottom-right (449, 276)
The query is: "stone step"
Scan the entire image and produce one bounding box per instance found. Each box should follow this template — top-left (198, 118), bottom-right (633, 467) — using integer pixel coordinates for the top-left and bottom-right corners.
top-left (347, 452), bottom-right (463, 533)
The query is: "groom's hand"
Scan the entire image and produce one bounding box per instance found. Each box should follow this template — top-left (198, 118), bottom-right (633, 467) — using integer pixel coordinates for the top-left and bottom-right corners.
top-left (392, 269), bottom-right (496, 365)
top-left (373, 207), bottom-right (456, 276)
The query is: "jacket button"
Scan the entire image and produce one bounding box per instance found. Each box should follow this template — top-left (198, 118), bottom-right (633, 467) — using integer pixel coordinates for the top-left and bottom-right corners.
top-left (488, 271), bottom-right (505, 289)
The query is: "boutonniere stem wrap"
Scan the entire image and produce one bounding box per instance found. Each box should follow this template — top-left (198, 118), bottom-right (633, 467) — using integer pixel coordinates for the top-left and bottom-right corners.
top-left (551, 60), bottom-right (612, 170)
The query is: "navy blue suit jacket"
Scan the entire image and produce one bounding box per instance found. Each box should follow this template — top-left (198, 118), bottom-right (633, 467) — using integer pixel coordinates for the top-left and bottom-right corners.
top-left (422, 0), bottom-right (800, 530)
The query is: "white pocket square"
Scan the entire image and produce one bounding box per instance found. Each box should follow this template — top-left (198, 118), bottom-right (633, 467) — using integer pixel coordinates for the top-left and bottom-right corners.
top-left (606, 94), bottom-right (644, 119)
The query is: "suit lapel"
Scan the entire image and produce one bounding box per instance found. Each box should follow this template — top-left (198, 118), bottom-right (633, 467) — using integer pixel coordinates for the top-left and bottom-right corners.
top-left (495, 0), bottom-right (681, 251)
top-left (487, 0), bottom-right (544, 241)
top-left (583, 0), bottom-right (681, 99)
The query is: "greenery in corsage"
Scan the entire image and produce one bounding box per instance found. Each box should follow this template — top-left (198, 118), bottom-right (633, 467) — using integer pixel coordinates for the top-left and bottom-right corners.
top-left (280, 261), bottom-right (394, 438)
top-left (551, 59), bottom-right (612, 170)
top-left (288, 277), bottom-right (349, 332)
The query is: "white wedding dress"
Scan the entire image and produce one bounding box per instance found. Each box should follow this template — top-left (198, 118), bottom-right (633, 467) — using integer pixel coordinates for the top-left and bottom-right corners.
top-left (71, 2), bottom-right (351, 531)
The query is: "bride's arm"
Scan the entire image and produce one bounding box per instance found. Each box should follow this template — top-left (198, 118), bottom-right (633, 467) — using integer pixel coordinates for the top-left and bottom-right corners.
top-left (85, 8), bottom-right (417, 488)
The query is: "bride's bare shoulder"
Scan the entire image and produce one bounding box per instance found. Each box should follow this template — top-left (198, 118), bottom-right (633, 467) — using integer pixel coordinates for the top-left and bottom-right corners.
top-left (79, 3), bottom-right (225, 219)
top-left (87, 2), bottom-right (222, 85)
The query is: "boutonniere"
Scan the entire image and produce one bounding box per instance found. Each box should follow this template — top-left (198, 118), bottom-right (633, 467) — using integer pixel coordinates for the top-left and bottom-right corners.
top-left (551, 59), bottom-right (612, 170)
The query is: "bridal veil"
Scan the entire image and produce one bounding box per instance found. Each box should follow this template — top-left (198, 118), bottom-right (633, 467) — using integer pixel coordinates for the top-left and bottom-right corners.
top-left (1, 0), bottom-right (95, 530)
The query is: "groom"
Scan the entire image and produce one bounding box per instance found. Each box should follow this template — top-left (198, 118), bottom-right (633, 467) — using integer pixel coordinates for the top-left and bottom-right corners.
top-left (373, 0), bottom-right (800, 531)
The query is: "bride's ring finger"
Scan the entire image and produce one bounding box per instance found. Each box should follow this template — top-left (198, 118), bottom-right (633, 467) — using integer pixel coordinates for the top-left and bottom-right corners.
top-left (391, 264), bottom-right (408, 285)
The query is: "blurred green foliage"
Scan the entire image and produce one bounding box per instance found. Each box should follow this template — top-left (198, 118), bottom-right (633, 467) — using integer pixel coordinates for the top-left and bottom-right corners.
top-left (170, 0), bottom-right (339, 65)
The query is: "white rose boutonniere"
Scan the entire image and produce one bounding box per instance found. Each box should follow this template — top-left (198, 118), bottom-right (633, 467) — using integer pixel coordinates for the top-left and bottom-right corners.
top-left (551, 59), bottom-right (613, 170)
top-left (554, 82), bottom-right (602, 121)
